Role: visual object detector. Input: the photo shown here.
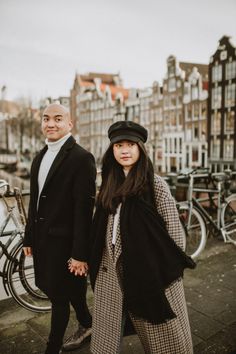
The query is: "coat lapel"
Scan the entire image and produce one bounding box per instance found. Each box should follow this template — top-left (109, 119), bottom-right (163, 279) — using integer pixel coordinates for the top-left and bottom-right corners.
top-left (114, 220), bottom-right (122, 263)
top-left (106, 213), bottom-right (122, 264)
top-left (42, 136), bottom-right (76, 192)
top-left (106, 214), bottom-right (114, 260)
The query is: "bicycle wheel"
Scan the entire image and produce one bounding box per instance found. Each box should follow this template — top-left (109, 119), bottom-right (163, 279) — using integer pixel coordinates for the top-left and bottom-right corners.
top-left (6, 241), bottom-right (51, 313)
top-left (221, 194), bottom-right (236, 242)
top-left (179, 204), bottom-right (207, 259)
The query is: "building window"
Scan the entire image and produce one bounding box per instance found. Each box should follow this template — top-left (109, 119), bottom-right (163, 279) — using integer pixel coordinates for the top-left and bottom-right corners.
top-left (165, 138), bottom-right (168, 153)
top-left (211, 112), bottom-right (221, 134)
top-left (224, 139), bottom-right (234, 159)
top-left (186, 128), bottom-right (191, 141)
top-left (220, 50), bottom-right (227, 61)
top-left (168, 64), bottom-right (175, 77)
top-left (168, 78), bottom-right (176, 92)
top-left (193, 103), bottom-right (199, 120)
top-left (193, 126), bottom-right (199, 140)
top-left (170, 111), bottom-right (176, 126)
top-left (192, 147), bottom-right (199, 162)
top-left (184, 82), bottom-right (190, 96)
top-left (177, 94), bottom-right (182, 106)
top-left (164, 96), bottom-right (169, 108)
top-left (225, 84), bottom-right (236, 107)
top-left (211, 140), bottom-right (220, 158)
top-left (212, 65), bottom-right (222, 82)
top-left (201, 145), bottom-right (206, 166)
top-left (201, 121), bottom-right (206, 140)
top-left (178, 112), bottom-right (183, 125)
top-left (226, 61), bottom-right (236, 80)
top-left (186, 145), bottom-right (189, 167)
top-left (174, 138), bottom-right (177, 153)
top-left (186, 106), bottom-right (192, 121)
top-left (225, 111), bottom-right (235, 133)
top-left (201, 102), bottom-right (207, 120)
top-left (191, 86), bottom-right (198, 100)
top-left (170, 95), bottom-right (176, 107)
top-left (164, 114), bottom-right (169, 128)
top-left (212, 86), bottom-right (222, 109)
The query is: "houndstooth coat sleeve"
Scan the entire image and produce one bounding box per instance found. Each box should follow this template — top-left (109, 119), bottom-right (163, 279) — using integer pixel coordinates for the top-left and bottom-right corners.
top-left (153, 174), bottom-right (185, 250)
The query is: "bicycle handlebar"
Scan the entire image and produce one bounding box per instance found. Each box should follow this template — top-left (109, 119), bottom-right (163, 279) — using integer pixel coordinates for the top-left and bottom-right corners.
top-left (178, 167), bottom-right (210, 177)
top-left (171, 167), bottom-right (233, 182)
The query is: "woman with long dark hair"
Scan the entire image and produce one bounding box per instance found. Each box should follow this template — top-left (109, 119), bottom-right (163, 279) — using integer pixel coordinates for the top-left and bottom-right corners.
top-left (89, 121), bottom-right (195, 354)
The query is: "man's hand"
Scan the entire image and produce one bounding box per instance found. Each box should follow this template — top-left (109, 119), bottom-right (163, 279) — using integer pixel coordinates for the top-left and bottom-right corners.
top-left (68, 258), bottom-right (88, 277)
top-left (23, 247), bottom-right (33, 256)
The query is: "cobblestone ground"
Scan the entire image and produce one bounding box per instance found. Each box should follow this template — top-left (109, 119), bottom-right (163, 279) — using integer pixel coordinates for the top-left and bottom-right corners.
top-left (0, 238), bottom-right (236, 354)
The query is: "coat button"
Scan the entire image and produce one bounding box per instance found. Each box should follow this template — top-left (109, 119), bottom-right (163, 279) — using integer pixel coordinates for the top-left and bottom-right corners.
top-left (34, 219), bottom-right (37, 223)
top-left (41, 195), bottom-right (46, 198)
top-left (102, 266), bottom-right (107, 272)
top-left (39, 217), bottom-right (45, 221)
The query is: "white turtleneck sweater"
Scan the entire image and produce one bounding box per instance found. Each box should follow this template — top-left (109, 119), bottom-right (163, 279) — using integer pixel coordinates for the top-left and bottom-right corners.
top-left (37, 133), bottom-right (72, 207)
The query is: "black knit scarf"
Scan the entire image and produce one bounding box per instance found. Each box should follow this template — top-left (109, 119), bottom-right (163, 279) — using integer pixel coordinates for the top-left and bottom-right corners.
top-left (89, 194), bottom-right (196, 325)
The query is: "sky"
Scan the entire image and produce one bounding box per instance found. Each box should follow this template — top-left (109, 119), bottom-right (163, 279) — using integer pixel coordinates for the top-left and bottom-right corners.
top-left (0, 0), bottom-right (236, 104)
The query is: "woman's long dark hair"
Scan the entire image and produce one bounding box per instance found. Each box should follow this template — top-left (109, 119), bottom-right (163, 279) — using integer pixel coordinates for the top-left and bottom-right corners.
top-left (97, 141), bottom-right (154, 213)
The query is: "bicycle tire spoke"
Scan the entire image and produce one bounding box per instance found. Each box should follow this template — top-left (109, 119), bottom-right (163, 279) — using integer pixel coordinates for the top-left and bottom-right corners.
top-left (6, 242), bottom-right (51, 312)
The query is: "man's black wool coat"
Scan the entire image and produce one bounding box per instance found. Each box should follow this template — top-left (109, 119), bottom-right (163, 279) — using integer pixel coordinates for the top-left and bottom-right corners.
top-left (23, 136), bottom-right (96, 298)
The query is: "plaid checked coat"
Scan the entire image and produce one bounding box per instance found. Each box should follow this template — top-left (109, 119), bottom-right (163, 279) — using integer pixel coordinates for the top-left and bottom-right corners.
top-left (91, 175), bottom-right (193, 354)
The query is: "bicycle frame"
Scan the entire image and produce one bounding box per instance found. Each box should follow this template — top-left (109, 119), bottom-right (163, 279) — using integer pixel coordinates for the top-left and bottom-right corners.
top-left (170, 169), bottom-right (236, 258)
top-left (185, 171), bottom-right (235, 240)
top-left (0, 193), bottom-right (25, 296)
top-left (0, 181), bottom-right (51, 312)
top-left (192, 198), bottom-right (221, 234)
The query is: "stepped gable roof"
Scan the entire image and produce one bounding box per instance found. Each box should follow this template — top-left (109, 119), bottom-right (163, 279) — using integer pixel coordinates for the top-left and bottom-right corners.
top-left (179, 62), bottom-right (208, 79)
top-left (79, 72), bottom-right (121, 85)
top-left (76, 72), bottom-right (128, 100)
top-left (100, 83), bottom-right (129, 100)
top-left (81, 82), bottom-right (129, 101)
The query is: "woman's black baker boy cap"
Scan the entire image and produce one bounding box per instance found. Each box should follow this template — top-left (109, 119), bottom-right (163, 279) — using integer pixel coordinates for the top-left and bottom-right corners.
top-left (108, 120), bottom-right (148, 144)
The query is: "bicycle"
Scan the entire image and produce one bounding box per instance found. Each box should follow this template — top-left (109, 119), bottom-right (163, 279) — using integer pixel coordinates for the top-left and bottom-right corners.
top-left (173, 169), bottom-right (236, 259)
top-left (0, 179), bottom-right (51, 313)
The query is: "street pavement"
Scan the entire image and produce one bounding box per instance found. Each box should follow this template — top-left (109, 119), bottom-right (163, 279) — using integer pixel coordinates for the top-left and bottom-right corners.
top-left (0, 238), bottom-right (236, 354)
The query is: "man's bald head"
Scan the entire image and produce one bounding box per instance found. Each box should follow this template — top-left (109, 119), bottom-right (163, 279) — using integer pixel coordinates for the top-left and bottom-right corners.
top-left (41, 103), bottom-right (73, 142)
top-left (43, 103), bottom-right (70, 120)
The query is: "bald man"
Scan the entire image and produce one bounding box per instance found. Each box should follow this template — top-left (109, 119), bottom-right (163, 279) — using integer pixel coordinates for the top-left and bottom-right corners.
top-left (23, 104), bottom-right (96, 354)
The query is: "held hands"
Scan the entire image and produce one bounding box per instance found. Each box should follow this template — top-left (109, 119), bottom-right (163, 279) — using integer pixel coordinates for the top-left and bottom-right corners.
top-left (23, 247), bottom-right (33, 256)
top-left (68, 258), bottom-right (88, 277)
top-left (23, 248), bottom-right (88, 277)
